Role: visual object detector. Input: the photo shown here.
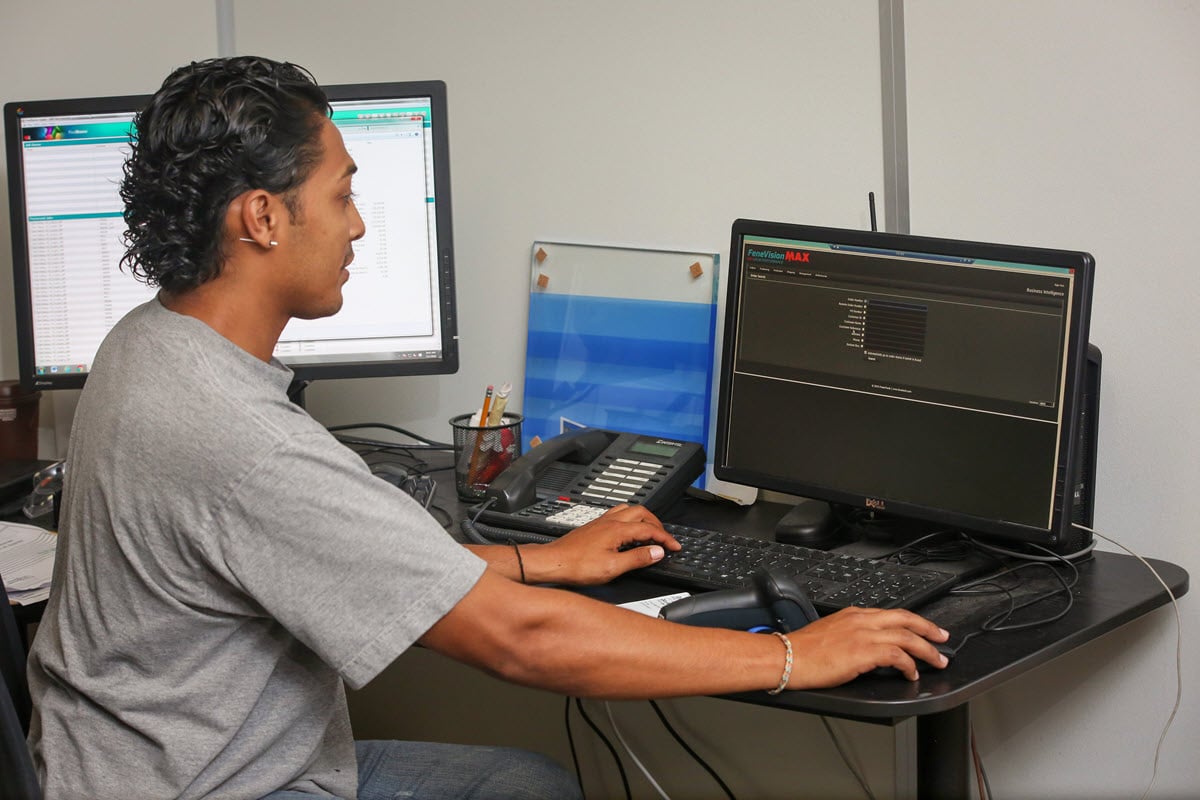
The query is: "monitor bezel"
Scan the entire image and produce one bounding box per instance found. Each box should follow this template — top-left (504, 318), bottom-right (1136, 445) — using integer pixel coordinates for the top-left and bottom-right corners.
top-left (713, 219), bottom-right (1095, 550)
top-left (294, 79), bottom-right (459, 383)
top-left (4, 79), bottom-right (458, 392)
top-left (5, 93), bottom-right (151, 391)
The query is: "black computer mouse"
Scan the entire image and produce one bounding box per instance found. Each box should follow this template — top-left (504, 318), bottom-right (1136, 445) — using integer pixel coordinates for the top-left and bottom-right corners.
top-left (864, 642), bottom-right (956, 679)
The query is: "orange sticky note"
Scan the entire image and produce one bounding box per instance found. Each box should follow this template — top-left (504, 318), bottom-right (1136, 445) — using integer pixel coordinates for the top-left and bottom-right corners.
top-left (536, 273), bottom-right (550, 289)
top-left (535, 247), bottom-right (548, 264)
top-left (689, 261), bottom-right (704, 279)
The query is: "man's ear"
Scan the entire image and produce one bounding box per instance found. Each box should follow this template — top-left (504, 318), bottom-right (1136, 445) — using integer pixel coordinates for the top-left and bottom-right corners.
top-left (232, 188), bottom-right (280, 247)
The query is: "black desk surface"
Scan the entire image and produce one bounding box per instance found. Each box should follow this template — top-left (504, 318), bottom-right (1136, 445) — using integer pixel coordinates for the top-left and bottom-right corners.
top-left (21, 447), bottom-right (1185, 727)
top-left (435, 470), bottom-right (1189, 725)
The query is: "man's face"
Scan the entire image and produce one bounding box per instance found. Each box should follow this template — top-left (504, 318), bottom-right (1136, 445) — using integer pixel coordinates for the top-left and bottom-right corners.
top-left (276, 117), bottom-right (365, 320)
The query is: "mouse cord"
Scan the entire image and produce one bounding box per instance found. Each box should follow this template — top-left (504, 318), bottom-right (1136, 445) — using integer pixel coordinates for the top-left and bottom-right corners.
top-left (949, 546), bottom-right (1081, 635)
top-left (647, 700), bottom-right (736, 800)
top-left (818, 718), bottom-right (876, 800)
top-left (944, 560), bottom-right (1075, 655)
top-left (604, 702), bottom-right (672, 800)
top-left (980, 558), bottom-right (1077, 633)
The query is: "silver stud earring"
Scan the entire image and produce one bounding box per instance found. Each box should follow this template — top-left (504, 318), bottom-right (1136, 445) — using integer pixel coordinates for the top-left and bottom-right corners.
top-left (238, 237), bottom-right (279, 247)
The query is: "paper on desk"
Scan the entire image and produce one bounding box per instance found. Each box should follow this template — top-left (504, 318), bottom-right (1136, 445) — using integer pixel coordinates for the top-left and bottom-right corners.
top-left (1, 520), bottom-right (57, 605)
top-left (618, 592), bottom-right (690, 617)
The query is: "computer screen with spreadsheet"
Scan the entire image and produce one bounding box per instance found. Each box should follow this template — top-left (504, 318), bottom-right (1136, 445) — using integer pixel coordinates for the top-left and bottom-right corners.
top-left (4, 80), bottom-right (457, 391)
top-left (714, 220), bottom-right (1096, 553)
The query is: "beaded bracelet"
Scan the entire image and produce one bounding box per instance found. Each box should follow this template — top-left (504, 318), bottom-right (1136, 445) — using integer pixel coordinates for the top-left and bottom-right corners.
top-left (767, 631), bottom-right (793, 695)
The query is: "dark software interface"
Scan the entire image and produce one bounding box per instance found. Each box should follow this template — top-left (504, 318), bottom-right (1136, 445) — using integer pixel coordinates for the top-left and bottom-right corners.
top-left (4, 81), bottom-right (457, 391)
top-left (715, 221), bottom-right (1094, 545)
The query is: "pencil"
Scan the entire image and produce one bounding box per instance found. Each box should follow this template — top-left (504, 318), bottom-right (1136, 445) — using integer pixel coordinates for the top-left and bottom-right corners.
top-left (467, 385), bottom-right (494, 489)
top-left (478, 385), bottom-right (494, 427)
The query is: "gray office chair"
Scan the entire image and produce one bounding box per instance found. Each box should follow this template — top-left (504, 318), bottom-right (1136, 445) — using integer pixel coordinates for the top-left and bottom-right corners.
top-left (1, 572), bottom-right (42, 800)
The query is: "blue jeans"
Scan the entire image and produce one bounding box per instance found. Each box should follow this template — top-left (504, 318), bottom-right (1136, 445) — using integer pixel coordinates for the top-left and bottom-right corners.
top-left (261, 740), bottom-right (583, 800)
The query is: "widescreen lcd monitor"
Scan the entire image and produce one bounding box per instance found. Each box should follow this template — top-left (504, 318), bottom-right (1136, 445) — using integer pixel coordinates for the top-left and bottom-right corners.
top-left (4, 80), bottom-right (458, 392)
top-left (714, 219), bottom-right (1095, 553)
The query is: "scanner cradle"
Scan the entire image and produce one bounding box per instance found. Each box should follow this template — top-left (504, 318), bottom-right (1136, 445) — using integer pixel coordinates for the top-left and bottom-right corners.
top-left (659, 569), bottom-right (819, 633)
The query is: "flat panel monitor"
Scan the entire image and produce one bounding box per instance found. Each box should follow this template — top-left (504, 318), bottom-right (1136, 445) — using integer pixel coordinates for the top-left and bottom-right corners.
top-left (714, 219), bottom-right (1095, 553)
top-left (4, 80), bottom-right (458, 391)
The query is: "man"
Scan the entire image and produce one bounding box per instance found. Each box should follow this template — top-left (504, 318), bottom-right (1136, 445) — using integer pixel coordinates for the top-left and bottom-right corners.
top-left (26, 56), bottom-right (949, 800)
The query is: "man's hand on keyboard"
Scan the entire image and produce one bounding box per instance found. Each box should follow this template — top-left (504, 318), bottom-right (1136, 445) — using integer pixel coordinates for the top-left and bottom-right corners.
top-left (786, 607), bottom-right (951, 686)
top-left (538, 504), bottom-right (682, 586)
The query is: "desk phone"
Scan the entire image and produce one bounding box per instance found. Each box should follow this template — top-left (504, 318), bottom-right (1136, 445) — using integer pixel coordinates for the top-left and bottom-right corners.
top-left (477, 427), bottom-right (705, 535)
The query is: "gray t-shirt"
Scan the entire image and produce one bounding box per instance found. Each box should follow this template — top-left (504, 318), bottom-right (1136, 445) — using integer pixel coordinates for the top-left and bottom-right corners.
top-left (27, 297), bottom-right (485, 799)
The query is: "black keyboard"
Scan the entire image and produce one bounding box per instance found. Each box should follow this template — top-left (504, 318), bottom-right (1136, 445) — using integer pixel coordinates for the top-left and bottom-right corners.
top-left (475, 498), bottom-right (959, 614)
top-left (648, 522), bottom-right (959, 615)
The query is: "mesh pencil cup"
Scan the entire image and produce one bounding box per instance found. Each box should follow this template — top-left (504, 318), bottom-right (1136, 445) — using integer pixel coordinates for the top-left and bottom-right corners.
top-left (449, 413), bottom-right (523, 500)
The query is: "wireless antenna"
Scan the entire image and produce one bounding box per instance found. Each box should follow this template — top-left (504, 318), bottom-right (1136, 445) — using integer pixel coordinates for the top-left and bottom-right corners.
top-left (868, 191), bottom-right (878, 232)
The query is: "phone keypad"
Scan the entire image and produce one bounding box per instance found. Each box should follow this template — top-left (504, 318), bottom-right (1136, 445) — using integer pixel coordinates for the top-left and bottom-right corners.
top-left (543, 502), bottom-right (609, 527)
top-left (579, 457), bottom-right (666, 504)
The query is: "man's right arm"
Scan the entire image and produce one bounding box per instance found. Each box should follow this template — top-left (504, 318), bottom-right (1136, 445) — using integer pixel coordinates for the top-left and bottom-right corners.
top-left (417, 569), bottom-right (950, 698)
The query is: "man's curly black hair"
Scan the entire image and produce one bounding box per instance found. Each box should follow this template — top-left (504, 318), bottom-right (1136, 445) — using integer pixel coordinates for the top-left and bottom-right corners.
top-left (120, 56), bottom-right (331, 293)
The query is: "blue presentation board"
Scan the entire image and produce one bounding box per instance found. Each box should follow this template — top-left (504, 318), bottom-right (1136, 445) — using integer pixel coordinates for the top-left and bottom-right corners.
top-left (522, 241), bottom-right (719, 487)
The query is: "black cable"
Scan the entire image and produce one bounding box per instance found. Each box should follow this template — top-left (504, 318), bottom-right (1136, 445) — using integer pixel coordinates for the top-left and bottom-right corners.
top-left (876, 529), bottom-right (975, 564)
top-left (326, 422), bottom-right (452, 448)
top-left (460, 516), bottom-right (554, 547)
top-left (647, 700), bottom-right (736, 800)
top-left (346, 435), bottom-right (445, 478)
top-left (564, 697), bottom-right (585, 797)
top-left (947, 543), bottom-right (1080, 652)
top-left (834, 506), bottom-right (960, 552)
top-left (575, 698), bottom-right (631, 800)
top-left (971, 536), bottom-right (1096, 563)
top-left (980, 563), bottom-right (1076, 633)
top-left (333, 432), bottom-right (452, 452)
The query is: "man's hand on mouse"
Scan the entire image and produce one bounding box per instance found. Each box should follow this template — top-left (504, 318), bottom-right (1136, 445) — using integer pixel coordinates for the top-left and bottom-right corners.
top-left (522, 504), bottom-right (680, 586)
top-left (782, 607), bottom-right (951, 687)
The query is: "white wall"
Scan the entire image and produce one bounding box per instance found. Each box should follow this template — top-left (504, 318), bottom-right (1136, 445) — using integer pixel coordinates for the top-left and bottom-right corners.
top-left (2, 2), bottom-right (1194, 798)
top-left (232, 0), bottom-right (887, 439)
top-left (906, 3), bottom-right (1197, 797)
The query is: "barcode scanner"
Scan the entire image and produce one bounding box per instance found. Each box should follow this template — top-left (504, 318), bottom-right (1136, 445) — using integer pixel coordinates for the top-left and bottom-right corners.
top-left (659, 568), bottom-right (820, 633)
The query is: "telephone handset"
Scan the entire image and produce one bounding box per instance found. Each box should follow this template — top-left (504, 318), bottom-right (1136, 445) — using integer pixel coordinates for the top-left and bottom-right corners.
top-left (477, 427), bottom-right (705, 535)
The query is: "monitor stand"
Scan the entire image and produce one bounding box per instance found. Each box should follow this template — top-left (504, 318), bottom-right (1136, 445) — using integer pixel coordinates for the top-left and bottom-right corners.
top-left (774, 498), bottom-right (840, 549)
top-left (833, 519), bottom-right (1000, 582)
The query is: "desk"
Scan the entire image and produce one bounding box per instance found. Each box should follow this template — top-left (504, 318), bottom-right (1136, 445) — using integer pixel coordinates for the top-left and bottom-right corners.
top-left (578, 496), bottom-right (1190, 799)
top-left (376, 449), bottom-right (1192, 799)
